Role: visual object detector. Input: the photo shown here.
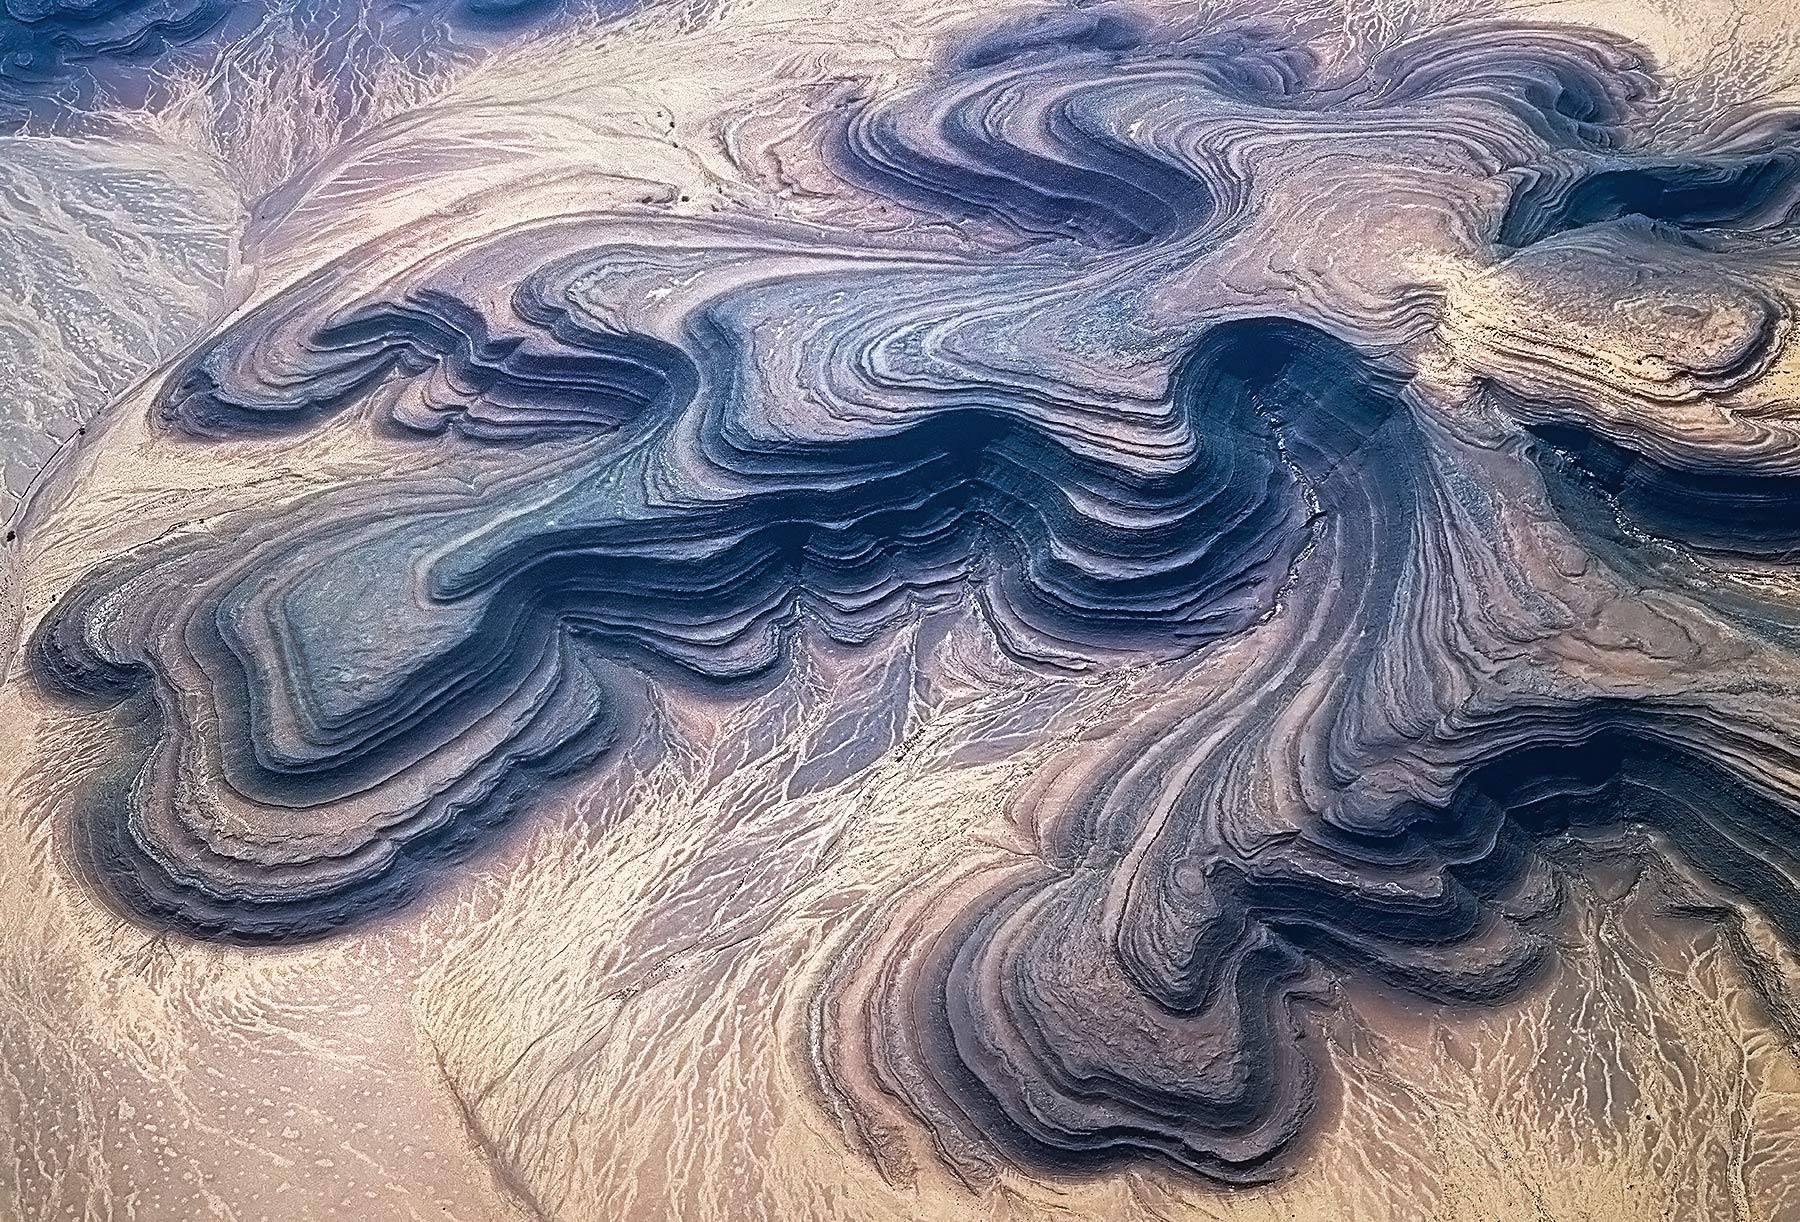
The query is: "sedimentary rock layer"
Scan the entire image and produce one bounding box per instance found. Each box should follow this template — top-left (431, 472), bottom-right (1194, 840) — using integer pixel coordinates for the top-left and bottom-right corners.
top-left (24, 0), bottom-right (1800, 1197)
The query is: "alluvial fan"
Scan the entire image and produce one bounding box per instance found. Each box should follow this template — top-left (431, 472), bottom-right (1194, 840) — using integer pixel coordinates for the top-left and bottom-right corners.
top-left (6, 1), bottom-right (1800, 1220)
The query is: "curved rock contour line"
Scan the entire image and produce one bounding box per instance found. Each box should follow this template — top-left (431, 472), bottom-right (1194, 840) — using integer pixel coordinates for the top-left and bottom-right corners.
top-left (31, 1), bottom-right (1800, 1189)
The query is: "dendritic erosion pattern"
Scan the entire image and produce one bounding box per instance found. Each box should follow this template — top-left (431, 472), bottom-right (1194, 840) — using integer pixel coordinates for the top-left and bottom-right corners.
top-left (0, 0), bottom-right (643, 128)
top-left (31, 4), bottom-right (1800, 1189)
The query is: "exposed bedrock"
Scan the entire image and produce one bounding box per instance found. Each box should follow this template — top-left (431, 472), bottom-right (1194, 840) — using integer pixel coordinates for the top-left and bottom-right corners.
top-left (827, 328), bottom-right (1800, 1179)
top-left (1497, 149), bottom-right (1800, 247)
top-left (804, 14), bottom-right (1800, 1187)
top-left (1526, 409), bottom-right (1800, 647)
top-left (0, 0), bottom-right (229, 91)
top-left (824, 8), bottom-right (1669, 253)
top-left (28, 0), bottom-right (1800, 1191)
top-left (849, 711), bottom-right (1800, 1184)
top-left (32, 313), bottom-right (1357, 937)
top-left (1533, 419), bottom-right (1800, 560)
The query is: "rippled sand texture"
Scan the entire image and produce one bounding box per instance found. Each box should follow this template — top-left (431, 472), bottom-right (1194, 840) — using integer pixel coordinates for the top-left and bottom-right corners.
top-left (8, 0), bottom-right (1800, 1219)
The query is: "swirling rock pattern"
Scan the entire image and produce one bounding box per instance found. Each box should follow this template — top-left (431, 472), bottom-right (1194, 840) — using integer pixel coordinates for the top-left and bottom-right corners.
top-left (14, 0), bottom-right (1800, 1217)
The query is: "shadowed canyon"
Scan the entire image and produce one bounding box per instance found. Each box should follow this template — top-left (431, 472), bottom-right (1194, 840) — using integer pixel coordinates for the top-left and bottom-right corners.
top-left (6, 0), bottom-right (1800, 1218)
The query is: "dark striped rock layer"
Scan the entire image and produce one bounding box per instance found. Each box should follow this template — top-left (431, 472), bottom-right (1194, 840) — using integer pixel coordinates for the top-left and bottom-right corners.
top-left (32, 1), bottom-right (1800, 1188)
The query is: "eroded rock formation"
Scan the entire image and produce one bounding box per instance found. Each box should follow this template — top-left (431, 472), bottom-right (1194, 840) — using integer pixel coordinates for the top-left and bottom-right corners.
top-left (11, 1), bottom-right (1800, 1215)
